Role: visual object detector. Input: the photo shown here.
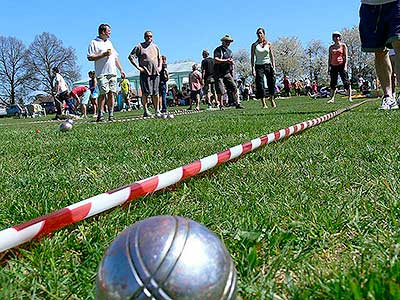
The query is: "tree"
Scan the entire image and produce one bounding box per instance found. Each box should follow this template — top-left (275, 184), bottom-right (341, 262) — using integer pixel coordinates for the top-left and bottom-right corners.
top-left (233, 49), bottom-right (252, 82)
top-left (341, 26), bottom-right (375, 79)
top-left (0, 36), bottom-right (32, 105)
top-left (273, 37), bottom-right (305, 80)
top-left (26, 32), bottom-right (80, 97)
top-left (304, 40), bottom-right (328, 83)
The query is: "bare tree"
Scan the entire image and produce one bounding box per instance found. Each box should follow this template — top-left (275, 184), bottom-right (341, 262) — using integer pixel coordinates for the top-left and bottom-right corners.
top-left (304, 39), bottom-right (328, 83)
top-left (26, 32), bottom-right (80, 98)
top-left (274, 36), bottom-right (305, 79)
top-left (233, 49), bottom-right (252, 82)
top-left (0, 36), bottom-right (32, 105)
top-left (341, 26), bottom-right (375, 79)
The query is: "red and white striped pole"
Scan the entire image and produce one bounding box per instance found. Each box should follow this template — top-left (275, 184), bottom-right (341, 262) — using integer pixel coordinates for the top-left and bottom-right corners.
top-left (0, 101), bottom-right (368, 252)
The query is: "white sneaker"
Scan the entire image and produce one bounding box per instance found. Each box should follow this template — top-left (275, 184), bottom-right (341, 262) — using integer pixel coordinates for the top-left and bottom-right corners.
top-left (155, 111), bottom-right (162, 118)
top-left (327, 98), bottom-right (334, 103)
top-left (379, 96), bottom-right (399, 110)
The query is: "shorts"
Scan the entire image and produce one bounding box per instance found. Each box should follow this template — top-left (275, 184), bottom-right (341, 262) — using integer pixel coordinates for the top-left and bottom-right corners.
top-left (203, 76), bottom-right (216, 94)
top-left (215, 73), bottom-right (237, 96)
top-left (81, 90), bottom-right (91, 105)
top-left (97, 74), bottom-right (117, 95)
top-left (359, 1), bottom-right (400, 52)
top-left (190, 90), bottom-right (201, 100)
top-left (140, 73), bottom-right (160, 96)
top-left (330, 64), bottom-right (350, 90)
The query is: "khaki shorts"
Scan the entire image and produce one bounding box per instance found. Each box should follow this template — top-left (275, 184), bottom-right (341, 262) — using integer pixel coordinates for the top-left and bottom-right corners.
top-left (97, 74), bottom-right (117, 95)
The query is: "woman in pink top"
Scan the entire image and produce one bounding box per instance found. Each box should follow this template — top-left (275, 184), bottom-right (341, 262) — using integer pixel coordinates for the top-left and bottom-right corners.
top-left (328, 31), bottom-right (352, 103)
top-left (189, 64), bottom-right (203, 111)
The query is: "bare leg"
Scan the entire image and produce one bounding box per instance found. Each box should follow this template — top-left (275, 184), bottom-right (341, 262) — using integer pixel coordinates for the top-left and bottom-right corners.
top-left (97, 94), bottom-right (106, 119)
top-left (142, 94), bottom-right (149, 114)
top-left (107, 91), bottom-right (114, 119)
top-left (392, 40), bottom-right (400, 99)
top-left (269, 95), bottom-right (276, 107)
top-left (152, 95), bottom-right (160, 113)
top-left (375, 50), bottom-right (392, 96)
top-left (328, 88), bottom-right (336, 103)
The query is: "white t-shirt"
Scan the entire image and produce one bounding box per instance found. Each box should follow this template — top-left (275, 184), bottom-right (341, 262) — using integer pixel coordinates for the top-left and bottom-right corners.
top-left (54, 73), bottom-right (68, 94)
top-left (361, 0), bottom-right (396, 4)
top-left (87, 37), bottom-right (119, 76)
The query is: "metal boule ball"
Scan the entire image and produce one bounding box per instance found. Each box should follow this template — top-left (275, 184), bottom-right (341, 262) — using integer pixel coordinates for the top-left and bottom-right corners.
top-left (96, 215), bottom-right (237, 300)
top-left (59, 121), bottom-right (73, 132)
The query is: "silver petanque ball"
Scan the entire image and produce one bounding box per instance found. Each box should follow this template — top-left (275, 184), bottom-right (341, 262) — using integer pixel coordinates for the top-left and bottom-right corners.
top-left (96, 215), bottom-right (237, 300)
top-left (59, 121), bottom-right (73, 132)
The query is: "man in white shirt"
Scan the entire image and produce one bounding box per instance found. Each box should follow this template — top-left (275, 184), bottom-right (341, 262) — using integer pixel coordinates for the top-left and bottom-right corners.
top-left (52, 67), bottom-right (69, 120)
top-left (359, 0), bottom-right (400, 110)
top-left (87, 24), bottom-right (125, 122)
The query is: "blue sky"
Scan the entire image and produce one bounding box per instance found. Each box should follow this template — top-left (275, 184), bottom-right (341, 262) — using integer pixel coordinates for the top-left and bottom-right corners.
top-left (1, 0), bottom-right (361, 80)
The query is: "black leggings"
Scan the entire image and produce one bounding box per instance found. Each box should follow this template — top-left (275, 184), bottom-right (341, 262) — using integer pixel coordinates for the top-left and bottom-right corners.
top-left (255, 63), bottom-right (275, 99)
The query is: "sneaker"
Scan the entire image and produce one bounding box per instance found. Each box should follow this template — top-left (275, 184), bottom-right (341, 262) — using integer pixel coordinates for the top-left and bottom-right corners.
top-left (108, 115), bottom-right (115, 121)
top-left (379, 95), bottom-right (399, 110)
top-left (327, 98), bottom-right (335, 103)
top-left (52, 115), bottom-right (62, 121)
top-left (236, 104), bottom-right (245, 109)
top-left (96, 115), bottom-right (106, 122)
top-left (155, 111), bottom-right (162, 118)
top-left (143, 111), bottom-right (152, 118)
top-left (219, 105), bottom-right (224, 110)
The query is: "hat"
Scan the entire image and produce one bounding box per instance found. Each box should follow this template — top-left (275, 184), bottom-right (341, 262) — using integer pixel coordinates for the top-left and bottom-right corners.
top-left (221, 34), bottom-right (234, 42)
top-left (332, 31), bottom-right (341, 37)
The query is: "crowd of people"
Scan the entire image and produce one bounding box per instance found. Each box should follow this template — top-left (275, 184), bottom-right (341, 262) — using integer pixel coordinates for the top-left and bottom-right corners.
top-left (51, 2), bottom-right (399, 121)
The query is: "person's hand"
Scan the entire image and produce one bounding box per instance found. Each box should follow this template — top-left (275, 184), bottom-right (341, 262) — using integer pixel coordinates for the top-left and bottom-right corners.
top-left (120, 71), bottom-right (126, 78)
top-left (227, 58), bottom-right (234, 64)
top-left (138, 66), bottom-right (145, 73)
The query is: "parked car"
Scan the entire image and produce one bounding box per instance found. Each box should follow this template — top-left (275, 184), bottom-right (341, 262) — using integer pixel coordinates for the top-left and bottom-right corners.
top-left (0, 107), bottom-right (7, 117)
top-left (40, 101), bottom-right (56, 114)
top-left (6, 104), bottom-right (26, 118)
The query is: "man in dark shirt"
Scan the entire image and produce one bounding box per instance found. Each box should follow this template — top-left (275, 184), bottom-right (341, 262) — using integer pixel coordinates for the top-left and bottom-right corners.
top-left (201, 49), bottom-right (217, 108)
top-left (213, 35), bottom-right (244, 109)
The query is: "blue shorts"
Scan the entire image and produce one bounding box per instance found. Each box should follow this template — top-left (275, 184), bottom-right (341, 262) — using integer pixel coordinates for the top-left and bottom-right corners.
top-left (359, 1), bottom-right (400, 52)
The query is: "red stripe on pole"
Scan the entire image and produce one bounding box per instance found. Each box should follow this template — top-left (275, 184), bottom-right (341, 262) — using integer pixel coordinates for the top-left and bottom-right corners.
top-left (274, 131), bottom-right (281, 140)
top-left (260, 135), bottom-right (269, 145)
top-left (182, 161), bottom-right (202, 180)
top-left (126, 177), bottom-right (159, 202)
top-left (38, 204), bottom-right (92, 237)
top-left (242, 141), bottom-right (253, 154)
top-left (285, 128), bottom-right (290, 136)
top-left (217, 149), bottom-right (231, 164)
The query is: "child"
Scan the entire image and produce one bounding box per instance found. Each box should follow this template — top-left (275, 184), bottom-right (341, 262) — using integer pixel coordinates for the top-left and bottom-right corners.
top-left (188, 64), bottom-right (203, 110)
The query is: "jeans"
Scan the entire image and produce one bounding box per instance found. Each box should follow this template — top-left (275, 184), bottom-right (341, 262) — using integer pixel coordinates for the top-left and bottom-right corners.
top-left (159, 81), bottom-right (167, 112)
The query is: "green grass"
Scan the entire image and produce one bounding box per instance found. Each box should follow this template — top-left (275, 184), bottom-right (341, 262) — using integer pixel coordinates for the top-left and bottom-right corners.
top-left (0, 97), bottom-right (399, 299)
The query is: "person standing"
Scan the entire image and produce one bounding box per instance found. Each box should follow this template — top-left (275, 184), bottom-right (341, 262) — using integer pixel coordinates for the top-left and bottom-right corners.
top-left (128, 30), bottom-right (162, 117)
top-left (88, 71), bottom-right (99, 117)
top-left (188, 64), bottom-right (203, 111)
top-left (283, 75), bottom-right (291, 97)
top-left (119, 73), bottom-right (131, 111)
top-left (213, 34), bottom-right (244, 110)
top-left (359, 0), bottom-right (400, 109)
top-left (159, 55), bottom-right (169, 113)
top-left (201, 49), bottom-right (218, 109)
top-left (250, 27), bottom-right (276, 108)
top-left (52, 67), bottom-right (69, 120)
top-left (87, 23), bottom-right (125, 122)
top-left (327, 31), bottom-right (352, 103)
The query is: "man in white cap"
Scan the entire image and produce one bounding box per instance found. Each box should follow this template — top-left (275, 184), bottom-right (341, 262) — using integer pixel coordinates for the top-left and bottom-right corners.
top-left (213, 35), bottom-right (244, 109)
top-left (359, 0), bottom-right (400, 110)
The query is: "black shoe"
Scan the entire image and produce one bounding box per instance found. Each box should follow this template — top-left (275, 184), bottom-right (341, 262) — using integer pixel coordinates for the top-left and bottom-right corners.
top-left (108, 115), bottom-right (115, 122)
top-left (52, 115), bottom-right (61, 120)
top-left (236, 104), bottom-right (245, 109)
top-left (96, 115), bottom-right (105, 122)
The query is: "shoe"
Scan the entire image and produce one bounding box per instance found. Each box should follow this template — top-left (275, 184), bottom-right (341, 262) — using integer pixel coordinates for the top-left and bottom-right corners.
top-left (219, 105), bottom-right (224, 110)
top-left (207, 105), bottom-right (212, 110)
top-left (327, 98), bottom-right (334, 103)
top-left (348, 97), bottom-right (353, 102)
top-left (155, 111), bottom-right (162, 118)
top-left (161, 109), bottom-right (167, 113)
top-left (236, 104), bottom-right (245, 109)
top-left (143, 111), bottom-right (153, 117)
top-left (52, 115), bottom-right (61, 120)
top-left (96, 115), bottom-right (106, 122)
top-left (108, 115), bottom-right (115, 121)
top-left (379, 95), bottom-right (399, 110)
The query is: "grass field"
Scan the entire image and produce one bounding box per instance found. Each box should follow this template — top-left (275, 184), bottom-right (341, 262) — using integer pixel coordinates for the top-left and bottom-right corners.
top-left (0, 96), bottom-right (399, 300)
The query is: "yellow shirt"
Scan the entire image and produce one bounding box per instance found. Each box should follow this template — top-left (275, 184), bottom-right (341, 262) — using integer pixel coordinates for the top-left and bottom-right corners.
top-left (120, 79), bottom-right (130, 94)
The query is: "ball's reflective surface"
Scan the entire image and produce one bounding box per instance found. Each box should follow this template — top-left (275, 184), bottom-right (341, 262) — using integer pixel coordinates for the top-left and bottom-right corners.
top-left (59, 121), bottom-right (73, 132)
top-left (96, 215), bottom-right (237, 300)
